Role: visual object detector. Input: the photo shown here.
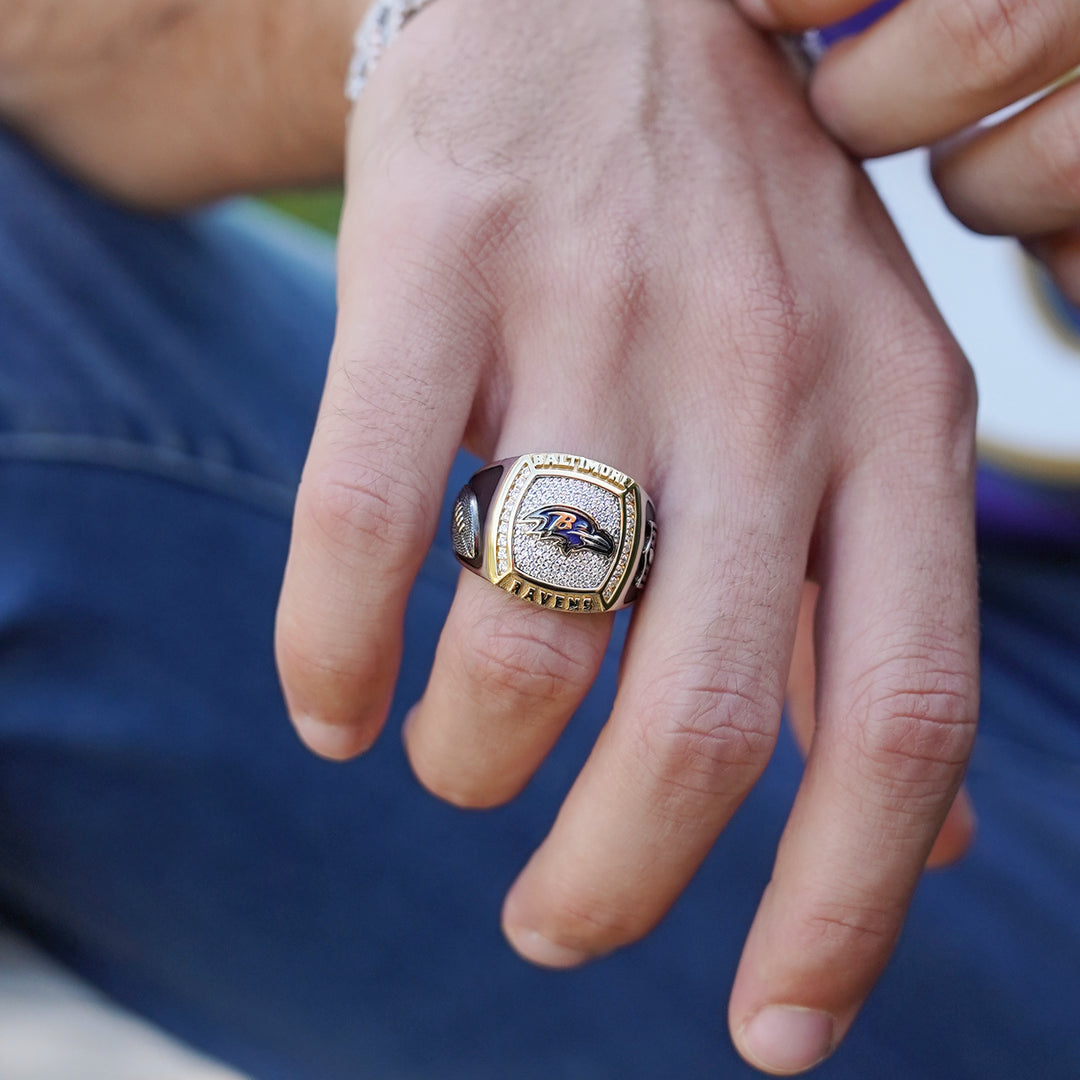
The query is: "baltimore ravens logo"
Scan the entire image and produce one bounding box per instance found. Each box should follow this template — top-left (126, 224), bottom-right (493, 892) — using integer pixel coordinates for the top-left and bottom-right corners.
top-left (523, 505), bottom-right (615, 557)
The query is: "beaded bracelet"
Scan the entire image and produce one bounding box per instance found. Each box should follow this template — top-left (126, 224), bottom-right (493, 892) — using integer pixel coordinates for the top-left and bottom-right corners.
top-left (345, 0), bottom-right (437, 102)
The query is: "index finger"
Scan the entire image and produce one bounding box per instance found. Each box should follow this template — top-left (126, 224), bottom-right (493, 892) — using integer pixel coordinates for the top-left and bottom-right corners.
top-left (275, 188), bottom-right (487, 759)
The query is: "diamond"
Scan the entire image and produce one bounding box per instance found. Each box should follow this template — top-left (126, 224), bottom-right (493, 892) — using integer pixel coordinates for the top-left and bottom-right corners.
top-left (511, 476), bottom-right (620, 592)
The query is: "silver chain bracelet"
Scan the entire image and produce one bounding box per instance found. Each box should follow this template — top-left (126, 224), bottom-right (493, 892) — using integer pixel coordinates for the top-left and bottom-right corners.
top-left (345, 0), bottom-right (437, 102)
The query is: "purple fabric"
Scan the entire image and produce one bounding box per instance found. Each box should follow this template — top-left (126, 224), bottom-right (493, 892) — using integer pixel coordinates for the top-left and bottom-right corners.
top-left (817, 0), bottom-right (903, 45)
top-left (977, 465), bottom-right (1080, 547)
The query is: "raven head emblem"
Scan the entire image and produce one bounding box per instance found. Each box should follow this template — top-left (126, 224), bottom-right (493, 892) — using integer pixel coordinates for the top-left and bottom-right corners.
top-left (523, 505), bottom-right (615, 557)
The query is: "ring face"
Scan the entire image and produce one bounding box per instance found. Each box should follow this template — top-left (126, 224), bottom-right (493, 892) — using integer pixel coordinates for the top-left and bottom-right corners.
top-left (451, 453), bottom-right (656, 612)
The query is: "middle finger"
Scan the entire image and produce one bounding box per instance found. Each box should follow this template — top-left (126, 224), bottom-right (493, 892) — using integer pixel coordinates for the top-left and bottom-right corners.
top-left (501, 449), bottom-right (819, 965)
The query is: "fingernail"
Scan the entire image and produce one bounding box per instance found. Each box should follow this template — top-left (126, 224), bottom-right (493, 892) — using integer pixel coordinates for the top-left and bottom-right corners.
top-left (400, 705), bottom-right (419, 745)
top-left (739, 1006), bottom-right (835, 1075)
top-left (501, 889), bottom-right (593, 969)
top-left (953, 785), bottom-right (977, 834)
top-left (736, 0), bottom-right (780, 28)
top-left (293, 714), bottom-right (368, 761)
top-left (504, 926), bottom-right (591, 969)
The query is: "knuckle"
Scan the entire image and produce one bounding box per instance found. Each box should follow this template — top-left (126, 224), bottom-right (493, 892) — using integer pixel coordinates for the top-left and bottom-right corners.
top-left (298, 460), bottom-right (431, 573)
top-left (795, 897), bottom-right (901, 971)
top-left (906, 348), bottom-right (978, 446)
top-left (855, 321), bottom-right (977, 466)
top-left (456, 609), bottom-right (601, 708)
top-left (848, 657), bottom-right (978, 789)
top-left (632, 655), bottom-right (781, 801)
top-left (876, 311), bottom-right (971, 399)
top-left (935, 0), bottom-right (1056, 98)
top-left (705, 252), bottom-right (825, 451)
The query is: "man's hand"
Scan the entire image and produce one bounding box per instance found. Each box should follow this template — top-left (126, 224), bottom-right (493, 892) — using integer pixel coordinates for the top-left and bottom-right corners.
top-left (275, 0), bottom-right (979, 1072)
top-left (0, 0), bottom-right (364, 207)
top-left (736, 0), bottom-right (1080, 304)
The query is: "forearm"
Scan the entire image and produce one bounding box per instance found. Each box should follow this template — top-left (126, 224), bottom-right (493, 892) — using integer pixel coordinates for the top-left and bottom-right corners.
top-left (0, 0), bottom-right (367, 207)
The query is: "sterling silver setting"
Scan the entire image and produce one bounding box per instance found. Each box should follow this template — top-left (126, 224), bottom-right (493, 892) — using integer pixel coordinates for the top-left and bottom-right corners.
top-left (450, 453), bottom-right (657, 613)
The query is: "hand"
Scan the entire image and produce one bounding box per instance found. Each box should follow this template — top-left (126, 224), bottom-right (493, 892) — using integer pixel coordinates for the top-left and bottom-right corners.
top-left (274, 0), bottom-right (979, 1073)
top-left (735, 0), bottom-right (1080, 304)
top-left (0, 0), bottom-right (364, 207)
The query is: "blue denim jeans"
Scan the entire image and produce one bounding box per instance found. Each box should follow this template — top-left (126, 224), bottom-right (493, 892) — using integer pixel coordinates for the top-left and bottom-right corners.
top-left (1, 127), bottom-right (1078, 1079)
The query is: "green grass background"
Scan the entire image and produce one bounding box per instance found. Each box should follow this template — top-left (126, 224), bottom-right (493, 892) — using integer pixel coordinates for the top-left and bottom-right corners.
top-left (263, 189), bottom-right (344, 235)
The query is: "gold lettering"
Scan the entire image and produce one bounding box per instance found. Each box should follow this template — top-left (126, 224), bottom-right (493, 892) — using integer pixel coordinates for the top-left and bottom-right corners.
top-left (551, 512), bottom-right (577, 531)
top-left (582, 598), bottom-right (593, 612)
top-left (568, 598), bottom-right (579, 611)
top-left (523, 587), bottom-right (536, 602)
top-left (540, 591), bottom-right (552, 606)
top-left (554, 596), bottom-right (564, 609)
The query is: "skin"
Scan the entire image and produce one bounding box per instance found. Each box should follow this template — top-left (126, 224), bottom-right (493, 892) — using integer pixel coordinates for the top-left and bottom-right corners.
top-left (735, 0), bottom-right (1080, 304)
top-left (1, 0), bottom-right (980, 1073)
top-left (787, 583), bottom-right (976, 872)
top-left (0, 0), bottom-right (366, 206)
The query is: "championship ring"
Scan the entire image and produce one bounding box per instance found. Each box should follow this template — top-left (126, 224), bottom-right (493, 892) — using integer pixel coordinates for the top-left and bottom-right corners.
top-left (450, 453), bottom-right (656, 613)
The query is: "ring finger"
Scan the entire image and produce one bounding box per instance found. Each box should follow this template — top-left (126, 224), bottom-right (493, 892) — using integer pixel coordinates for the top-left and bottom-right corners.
top-left (403, 398), bottom-right (650, 808)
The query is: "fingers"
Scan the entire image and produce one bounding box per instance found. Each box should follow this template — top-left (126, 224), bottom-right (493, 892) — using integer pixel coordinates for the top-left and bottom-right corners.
top-left (805, 0), bottom-right (1080, 157)
top-left (402, 563), bottom-right (613, 808)
top-left (275, 193), bottom-right (489, 759)
top-left (402, 391), bottom-right (632, 805)
top-left (931, 78), bottom-right (1080, 237)
top-left (1024, 229), bottom-right (1080, 308)
top-left (786, 582), bottom-right (976, 870)
top-left (733, 0), bottom-right (876, 32)
top-left (730, 413), bottom-right (979, 1074)
top-left (500, 459), bottom-right (816, 966)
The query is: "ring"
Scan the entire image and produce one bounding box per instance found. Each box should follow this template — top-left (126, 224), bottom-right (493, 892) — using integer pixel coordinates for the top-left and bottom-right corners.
top-left (450, 453), bottom-right (657, 612)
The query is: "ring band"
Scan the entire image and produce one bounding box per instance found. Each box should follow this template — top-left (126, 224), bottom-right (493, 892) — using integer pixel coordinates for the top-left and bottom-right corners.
top-left (450, 453), bottom-right (657, 613)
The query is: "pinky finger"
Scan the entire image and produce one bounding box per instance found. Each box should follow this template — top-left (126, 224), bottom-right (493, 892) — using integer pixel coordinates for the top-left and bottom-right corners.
top-left (785, 583), bottom-right (976, 870)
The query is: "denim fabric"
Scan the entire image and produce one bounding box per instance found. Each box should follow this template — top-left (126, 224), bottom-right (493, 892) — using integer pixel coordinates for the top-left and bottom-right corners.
top-left (1, 127), bottom-right (1078, 1079)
